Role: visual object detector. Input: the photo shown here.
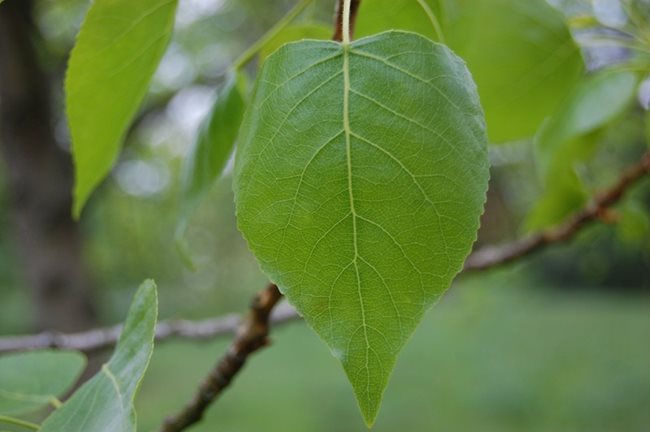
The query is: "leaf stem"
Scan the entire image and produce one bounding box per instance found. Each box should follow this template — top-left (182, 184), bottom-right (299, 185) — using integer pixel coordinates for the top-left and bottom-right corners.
top-left (0, 415), bottom-right (39, 431)
top-left (233, 0), bottom-right (313, 70)
top-left (342, 0), bottom-right (352, 44)
top-left (416, 0), bottom-right (445, 43)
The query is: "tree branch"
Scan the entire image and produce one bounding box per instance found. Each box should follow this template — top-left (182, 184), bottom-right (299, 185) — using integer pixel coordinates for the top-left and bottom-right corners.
top-left (159, 283), bottom-right (283, 432)
top-left (464, 152), bottom-right (650, 271)
top-left (0, 298), bottom-right (296, 355)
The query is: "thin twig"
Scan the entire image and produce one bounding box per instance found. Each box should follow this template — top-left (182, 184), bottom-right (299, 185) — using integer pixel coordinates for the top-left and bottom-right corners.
top-left (0, 301), bottom-right (297, 355)
top-left (464, 152), bottom-right (650, 271)
top-left (159, 284), bottom-right (283, 432)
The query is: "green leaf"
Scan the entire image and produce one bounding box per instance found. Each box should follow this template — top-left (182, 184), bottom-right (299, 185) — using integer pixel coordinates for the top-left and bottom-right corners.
top-left (259, 24), bottom-right (331, 63)
top-left (355, 0), bottom-right (444, 41)
top-left (528, 69), bottom-right (638, 228)
top-left (67, 0), bottom-right (178, 217)
top-left (40, 280), bottom-right (158, 432)
top-left (176, 72), bottom-right (246, 265)
top-left (234, 31), bottom-right (489, 425)
top-left (645, 109), bottom-right (650, 147)
top-left (0, 351), bottom-right (86, 415)
top-left (442, 0), bottom-right (584, 142)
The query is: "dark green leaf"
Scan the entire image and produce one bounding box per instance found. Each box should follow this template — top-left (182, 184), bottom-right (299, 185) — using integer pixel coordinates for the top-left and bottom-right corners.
top-left (0, 351), bottom-right (85, 415)
top-left (67, 0), bottom-right (178, 217)
top-left (40, 280), bottom-right (158, 432)
top-left (234, 31), bottom-right (488, 425)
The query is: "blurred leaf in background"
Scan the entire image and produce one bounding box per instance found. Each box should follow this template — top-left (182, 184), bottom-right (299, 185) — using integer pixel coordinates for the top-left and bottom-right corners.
top-left (0, 351), bottom-right (86, 415)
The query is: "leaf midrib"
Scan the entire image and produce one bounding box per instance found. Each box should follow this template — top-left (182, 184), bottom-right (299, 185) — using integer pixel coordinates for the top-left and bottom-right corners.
top-left (342, 43), bottom-right (372, 402)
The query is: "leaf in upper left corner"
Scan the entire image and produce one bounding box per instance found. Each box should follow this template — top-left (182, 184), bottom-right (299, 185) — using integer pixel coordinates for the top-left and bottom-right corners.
top-left (67, 0), bottom-right (178, 217)
top-left (40, 280), bottom-right (158, 432)
top-left (0, 351), bottom-right (86, 415)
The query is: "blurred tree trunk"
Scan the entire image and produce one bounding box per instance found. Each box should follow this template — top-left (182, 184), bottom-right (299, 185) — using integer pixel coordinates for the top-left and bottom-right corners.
top-left (0, 0), bottom-right (97, 332)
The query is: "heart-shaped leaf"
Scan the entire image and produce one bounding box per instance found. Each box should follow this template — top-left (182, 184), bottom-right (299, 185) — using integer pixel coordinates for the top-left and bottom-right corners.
top-left (0, 350), bottom-right (86, 415)
top-left (40, 280), bottom-right (158, 432)
top-left (234, 31), bottom-right (488, 425)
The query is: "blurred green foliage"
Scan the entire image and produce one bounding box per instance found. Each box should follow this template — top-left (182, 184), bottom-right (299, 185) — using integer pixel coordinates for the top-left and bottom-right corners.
top-left (137, 275), bottom-right (650, 431)
top-left (0, 0), bottom-right (649, 430)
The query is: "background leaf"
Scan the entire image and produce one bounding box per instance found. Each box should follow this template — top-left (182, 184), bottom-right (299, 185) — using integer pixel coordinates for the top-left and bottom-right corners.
top-left (234, 32), bottom-right (488, 425)
top-left (527, 69), bottom-right (638, 229)
top-left (355, 0), bottom-right (443, 41)
top-left (0, 350), bottom-right (85, 415)
top-left (442, 0), bottom-right (584, 143)
top-left (352, 0), bottom-right (584, 143)
top-left (259, 24), bottom-right (331, 63)
top-left (66, 0), bottom-right (178, 217)
top-left (176, 72), bottom-right (246, 264)
top-left (40, 280), bottom-right (158, 432)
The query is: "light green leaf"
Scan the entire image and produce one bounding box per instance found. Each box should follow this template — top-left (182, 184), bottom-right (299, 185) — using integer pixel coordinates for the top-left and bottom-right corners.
top-left (259, 24), bottom-right (331, 63)
top-left (617, 200), bottom-right (650, 245)
top-left (234, 31), bottom-right (489, 425)
top-left (176, 72), bottom-right (246, 265)
top-left (645, 109), bottom-right (650, 147)
top-left (40, 280), bottom-right (158, 432)
top-left (355, 0), bottom-right (444, 41)
top-left (0, 351), bottom-right (86, 415)
top-left (353, 0), bottom-right (584, 142)
top-left (528, 69), bottom-right (638, 229)
top-left (67, 0), bottom-right (178, 217)
top-left (442, 0), bottom-right (584, 142)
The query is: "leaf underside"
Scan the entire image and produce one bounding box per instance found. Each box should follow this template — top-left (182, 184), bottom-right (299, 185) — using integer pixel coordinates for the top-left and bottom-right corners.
top-left (0, 351), bottom-right (86, 415)
top-left (40, 280), bottom-right (158, 432)
top-left (234, 31), bottom-right (489, 425)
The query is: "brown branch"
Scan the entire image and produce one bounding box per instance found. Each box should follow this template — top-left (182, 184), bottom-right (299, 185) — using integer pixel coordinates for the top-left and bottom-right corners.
top-left (159, 283), bottom-right (283, 432)
top-left (464, 152), bottom-right (650, 271)
top-left (332, 0), bottom-right (361, 42)
top-left (0, 301), bottom-right (297, 355)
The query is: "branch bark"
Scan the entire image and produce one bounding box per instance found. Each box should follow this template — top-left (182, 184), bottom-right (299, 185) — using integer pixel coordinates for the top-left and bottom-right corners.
top-left (464, 152), bottom-right (650, 271)
top-left (160, 284), bottom-right (283, 432)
